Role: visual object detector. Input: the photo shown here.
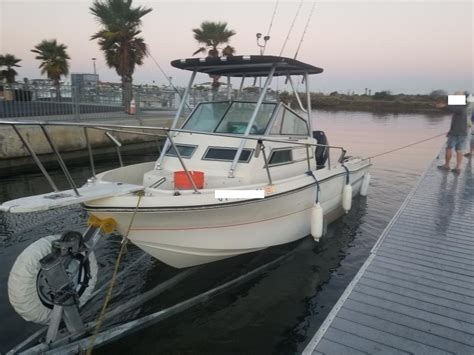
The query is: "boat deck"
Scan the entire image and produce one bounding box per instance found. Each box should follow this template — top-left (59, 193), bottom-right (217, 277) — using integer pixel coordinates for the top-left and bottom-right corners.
top-left (303, 155), bottom-right (474, 354)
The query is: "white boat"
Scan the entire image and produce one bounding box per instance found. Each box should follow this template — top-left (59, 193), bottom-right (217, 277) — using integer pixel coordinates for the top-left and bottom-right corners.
top-left (2, 55), bottom-right (370, 269)
top-left (1, 55), bottom-right (371, 350)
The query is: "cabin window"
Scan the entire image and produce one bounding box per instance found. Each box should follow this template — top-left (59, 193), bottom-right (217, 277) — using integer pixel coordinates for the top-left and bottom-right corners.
top-left (268, 149), bottom-right (292, 165)
top-left (203, 147), bottom-right (253, 163)
top-left (215, 102), bottom-right (276, 135)
top-left (165, 144), bottom-right (197, 158)
top-left (270, 106), bottom-right (309, 136)
top-left (182, 102), bottom-right (230, 132)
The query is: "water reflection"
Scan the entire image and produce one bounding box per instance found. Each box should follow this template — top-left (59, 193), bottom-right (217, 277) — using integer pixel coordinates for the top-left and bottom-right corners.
top-left (459, 158), bottom-right (473, 217)
top-left (0, 110), bottom-right (450, 353)
top-left (435, 170), bottom-right (458, 236)
top-left (98, 195), bottom-right (368, 355)
top-left (371, 111), bottom-right (393, 119)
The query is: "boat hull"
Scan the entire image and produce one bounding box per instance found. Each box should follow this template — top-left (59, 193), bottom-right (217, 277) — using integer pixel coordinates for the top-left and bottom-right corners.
top-left (89, 166), bottom-right (368, 268)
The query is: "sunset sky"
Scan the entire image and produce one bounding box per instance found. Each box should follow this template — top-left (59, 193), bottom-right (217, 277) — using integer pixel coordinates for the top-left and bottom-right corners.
top-left (0, 0), bottom-right (472, 94)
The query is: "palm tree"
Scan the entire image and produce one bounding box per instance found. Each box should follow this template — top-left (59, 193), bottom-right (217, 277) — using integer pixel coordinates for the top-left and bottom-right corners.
top-left (0, 54), bottom-right (22, 84)
top-left (90, 0), bottom-right (152, 112)
top-left (192, 21), bottom-right (236, 91)
top-left (31, 40), bottom-right (70, 100)
top-left (192, 21), bottom-right (236, 58)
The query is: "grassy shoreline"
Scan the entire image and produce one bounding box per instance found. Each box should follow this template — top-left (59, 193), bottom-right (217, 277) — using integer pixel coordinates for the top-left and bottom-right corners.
top-left (282, 92), bottom-right (449, 114)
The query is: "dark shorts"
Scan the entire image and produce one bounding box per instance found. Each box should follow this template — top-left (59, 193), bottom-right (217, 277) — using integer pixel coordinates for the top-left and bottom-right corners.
top-left (446, 135), bottom-right (467, 150)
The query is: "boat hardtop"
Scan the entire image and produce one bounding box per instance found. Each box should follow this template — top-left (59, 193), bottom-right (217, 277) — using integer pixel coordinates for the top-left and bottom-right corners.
top-left (171, 55), bottom-right (324, 77)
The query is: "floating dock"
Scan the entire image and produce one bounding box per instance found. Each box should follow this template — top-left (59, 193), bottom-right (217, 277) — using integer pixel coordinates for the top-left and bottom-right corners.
top-left (304, 156), bottom-right (474, 354)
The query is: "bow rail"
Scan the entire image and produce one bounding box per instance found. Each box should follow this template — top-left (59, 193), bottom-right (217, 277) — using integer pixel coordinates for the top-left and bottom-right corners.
top-left (0, 120), bottom-right (347, 199)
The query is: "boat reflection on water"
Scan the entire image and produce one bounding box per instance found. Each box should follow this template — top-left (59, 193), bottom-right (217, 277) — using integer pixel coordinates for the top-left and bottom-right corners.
top-left (94, 194), bottom-right (368, 354)
top-left (0, 107), bottom-right (447, 353)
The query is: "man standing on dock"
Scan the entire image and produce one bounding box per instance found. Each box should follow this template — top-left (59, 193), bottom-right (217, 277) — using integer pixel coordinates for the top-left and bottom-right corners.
top-left (437, 91), bottom-right (470, 174)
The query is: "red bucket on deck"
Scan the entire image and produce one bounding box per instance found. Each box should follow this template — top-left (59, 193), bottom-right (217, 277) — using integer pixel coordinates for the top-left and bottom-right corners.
top-left (173, 171), bottom-right (204, 190)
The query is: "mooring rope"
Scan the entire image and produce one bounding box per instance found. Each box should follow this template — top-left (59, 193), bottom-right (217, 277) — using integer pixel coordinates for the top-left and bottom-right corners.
top-left (364, 132), bottom-right (446, 160)
top-left (279, 0), bottom-right (304, 56)
top-left (86, 190), bottom-right (144, 355)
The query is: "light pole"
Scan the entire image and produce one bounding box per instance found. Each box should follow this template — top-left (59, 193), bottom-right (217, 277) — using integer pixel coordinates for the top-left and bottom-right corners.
top-left (91, 58), bottom-right (98, 102)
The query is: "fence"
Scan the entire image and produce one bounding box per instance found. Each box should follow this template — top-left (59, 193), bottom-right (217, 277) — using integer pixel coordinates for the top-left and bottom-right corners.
top-left (0, 82), bottom-right (279, 121)
top-left (1, 83), bottom-right (122, 120)
top-left (0, 83), bottom-right (181, 121)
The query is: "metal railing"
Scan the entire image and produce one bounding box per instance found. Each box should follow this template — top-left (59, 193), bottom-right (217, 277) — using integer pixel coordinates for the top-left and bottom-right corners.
top-left (0, 84), bottom-right (124, 120)
top-left (0, 82), bottom-right (280, 122)
top-left (0, 120), bottom-right (348, 195)
top-left (0, 83), bottom-right (183, 121)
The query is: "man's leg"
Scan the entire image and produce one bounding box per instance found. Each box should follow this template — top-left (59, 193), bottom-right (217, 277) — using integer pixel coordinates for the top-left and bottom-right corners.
top-left (439, 136), bottom-right (453, 169)
top-left (455, 150), bottom-right (463, 170)
top-left (465, 138), bottom-right (474, 157)
top-left (444, 148), bottom-right (452, 167)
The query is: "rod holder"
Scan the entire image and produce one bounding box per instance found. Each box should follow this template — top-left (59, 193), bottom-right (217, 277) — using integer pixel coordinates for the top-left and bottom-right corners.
top-left (255, 139), bottom-right (263, 158)
top-left (105, 132), bottom-right (122, 147)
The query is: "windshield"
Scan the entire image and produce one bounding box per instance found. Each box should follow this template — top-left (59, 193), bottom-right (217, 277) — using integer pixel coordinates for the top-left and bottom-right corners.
top-left (270, 105), bottom-right (309, 136)
top-left (182, 101), bottom-right (277, 135)
top-left (182, 102), bottom-right (229, 132)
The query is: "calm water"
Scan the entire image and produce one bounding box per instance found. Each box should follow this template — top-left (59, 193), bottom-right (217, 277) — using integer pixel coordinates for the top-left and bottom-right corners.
top-left (0, 110), bottom-right (449, 353)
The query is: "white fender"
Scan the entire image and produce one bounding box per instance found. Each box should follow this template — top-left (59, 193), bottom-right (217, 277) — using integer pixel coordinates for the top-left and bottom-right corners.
top-left (360, 172), bottom-right (371, 197)
top-left (8, 235), bottom-right (98, 324)
top-left (342, 184), bottom-right (352, 213)
top-left (311, 202), bottom-right (324, 241)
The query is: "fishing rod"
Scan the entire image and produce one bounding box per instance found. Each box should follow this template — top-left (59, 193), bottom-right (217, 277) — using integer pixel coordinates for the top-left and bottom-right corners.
top-left (279, 0), bottom-right (304, 57)
top-left (256, 0), bottom-right (279, 55)
top-left (294, 0), bottom-right (317, 60)
top-left (266, 0), bottom-right (279, 37)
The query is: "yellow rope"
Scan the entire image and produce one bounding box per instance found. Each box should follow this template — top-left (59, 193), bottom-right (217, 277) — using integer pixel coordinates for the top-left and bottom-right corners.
top-left (86, 190), bottom-right (144, 354)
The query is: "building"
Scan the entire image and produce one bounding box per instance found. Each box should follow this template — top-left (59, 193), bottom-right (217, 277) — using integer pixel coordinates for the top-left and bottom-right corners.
top-left (71, 73), bottom-right (99, 101)
top-left (71, 73), bottom-right (99, 88)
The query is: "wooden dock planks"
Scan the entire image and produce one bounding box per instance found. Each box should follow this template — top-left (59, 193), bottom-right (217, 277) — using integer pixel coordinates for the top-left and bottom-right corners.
top-left (304, 158), bottom-right (474, 355)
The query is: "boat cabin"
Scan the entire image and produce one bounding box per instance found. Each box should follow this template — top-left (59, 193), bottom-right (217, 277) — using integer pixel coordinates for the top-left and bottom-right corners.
top-left (144, 55), bottom-right (324, 190)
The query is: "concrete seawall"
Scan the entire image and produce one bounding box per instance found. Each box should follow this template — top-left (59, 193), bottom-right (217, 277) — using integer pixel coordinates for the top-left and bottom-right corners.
top-left (0, 115), bottom-right (175, 176)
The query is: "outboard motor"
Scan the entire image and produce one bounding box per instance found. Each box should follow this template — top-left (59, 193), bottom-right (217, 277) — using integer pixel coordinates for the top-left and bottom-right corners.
top-left (312, 131), bottom-right (329, 169)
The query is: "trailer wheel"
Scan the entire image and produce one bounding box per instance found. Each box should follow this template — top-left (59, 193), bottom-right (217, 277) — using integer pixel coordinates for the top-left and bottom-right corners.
top-left (8, 235), bottom-right (98, 324)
